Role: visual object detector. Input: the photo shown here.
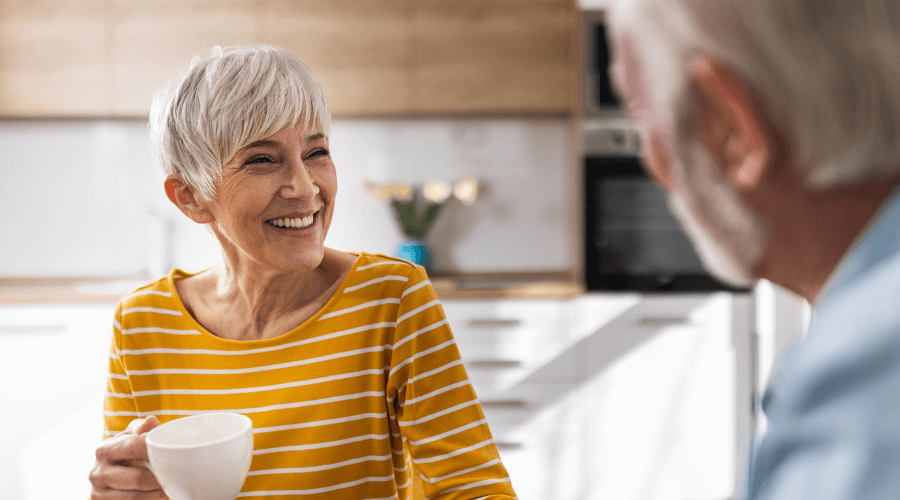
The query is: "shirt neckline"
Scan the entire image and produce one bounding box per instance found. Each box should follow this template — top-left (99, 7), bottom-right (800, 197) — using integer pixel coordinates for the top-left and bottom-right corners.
top-left (162, 252), bottom-right (365, 346)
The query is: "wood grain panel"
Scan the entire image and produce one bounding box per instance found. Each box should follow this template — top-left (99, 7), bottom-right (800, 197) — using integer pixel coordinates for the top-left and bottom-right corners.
top-left (411, 0), bottom-right (576, 114)
top-left (262, 0), bottom-right (412, 116)
top-left (0, 0), bottom-right (109, 116)
top-left (108, 0), bottom-right (259, 116)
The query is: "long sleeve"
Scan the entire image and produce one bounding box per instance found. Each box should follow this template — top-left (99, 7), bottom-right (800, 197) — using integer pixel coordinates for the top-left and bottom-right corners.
top-left (102, 304), bottom-right (137, 438)
top-left (387, 265), bottom-right (516, 499)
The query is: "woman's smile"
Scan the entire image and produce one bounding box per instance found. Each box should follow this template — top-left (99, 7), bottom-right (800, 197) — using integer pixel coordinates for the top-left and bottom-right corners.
top-left (265, 211), bottom-right (319, 231)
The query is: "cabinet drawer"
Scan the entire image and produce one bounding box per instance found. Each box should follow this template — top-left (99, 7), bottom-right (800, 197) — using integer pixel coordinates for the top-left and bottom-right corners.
top-left (442, 298), bottom-right (577, 343)
top-left (473, 383), bottom-right (586, 427)
top-left (458, 340), bottom-right (583, 386)
top-left (489, 421), bottom-right (590, 500)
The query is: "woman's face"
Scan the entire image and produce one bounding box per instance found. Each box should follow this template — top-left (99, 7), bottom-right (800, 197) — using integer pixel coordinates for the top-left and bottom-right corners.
top-left (205, 121), bottom-right (337, 273)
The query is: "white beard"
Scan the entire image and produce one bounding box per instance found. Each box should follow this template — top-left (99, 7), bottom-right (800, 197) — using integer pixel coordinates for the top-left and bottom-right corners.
top-left (667, 139), bottom-right (767, 288)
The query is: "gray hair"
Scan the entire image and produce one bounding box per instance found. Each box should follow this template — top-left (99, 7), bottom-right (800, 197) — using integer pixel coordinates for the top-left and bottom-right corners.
top-left (149, 44), bottom-right (331, 201)
top-left (609, 1), bottom-right (900, 188)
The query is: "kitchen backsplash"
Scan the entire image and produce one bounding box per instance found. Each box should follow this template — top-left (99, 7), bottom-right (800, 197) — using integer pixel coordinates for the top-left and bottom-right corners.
top-left (0, 117), bottom-right (573, 277)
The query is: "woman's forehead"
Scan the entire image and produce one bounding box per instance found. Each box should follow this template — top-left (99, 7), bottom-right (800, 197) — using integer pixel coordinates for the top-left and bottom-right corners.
top-left (246, 122), bottom-right (326, 148)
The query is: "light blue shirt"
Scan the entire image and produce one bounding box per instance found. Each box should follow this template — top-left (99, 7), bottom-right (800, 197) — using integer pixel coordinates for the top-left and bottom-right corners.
top-left (746, 184), bottom-right (900, 499)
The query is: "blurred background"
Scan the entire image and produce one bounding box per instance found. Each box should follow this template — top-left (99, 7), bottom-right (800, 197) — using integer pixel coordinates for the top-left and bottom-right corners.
top-left (0, 0), bottom-right (809, 498)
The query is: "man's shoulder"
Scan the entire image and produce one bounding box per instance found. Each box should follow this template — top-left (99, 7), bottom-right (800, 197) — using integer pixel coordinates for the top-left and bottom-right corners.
top-left (777, 249), bottom-right (900, 414)
top-left (816, 249), bottom-right (900, 338)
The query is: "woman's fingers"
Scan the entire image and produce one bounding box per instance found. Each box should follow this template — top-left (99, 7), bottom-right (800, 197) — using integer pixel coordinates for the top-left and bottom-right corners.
top-left (135, 416), bottom-right (162, 435)
top-left (90, 461), bottom-right (159, 491)
top-left (97, 433), bottom-right (150, 464)
top-left (90, 417), bottom-right (166, 499)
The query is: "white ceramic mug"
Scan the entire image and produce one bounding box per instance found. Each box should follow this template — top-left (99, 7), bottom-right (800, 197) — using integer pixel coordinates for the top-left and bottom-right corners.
top-left (145, 413), bottom-right (254, 500)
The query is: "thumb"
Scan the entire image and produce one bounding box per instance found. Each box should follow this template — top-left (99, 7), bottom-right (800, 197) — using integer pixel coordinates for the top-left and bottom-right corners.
top-left (136, 415), bottom-right (162, 435)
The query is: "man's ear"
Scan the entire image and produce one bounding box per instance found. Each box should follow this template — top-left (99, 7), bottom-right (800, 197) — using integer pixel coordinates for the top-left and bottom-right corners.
top-left (688, 56), bottom-right (776, 191)
top-left (164, 173), bottom-right (214, 224)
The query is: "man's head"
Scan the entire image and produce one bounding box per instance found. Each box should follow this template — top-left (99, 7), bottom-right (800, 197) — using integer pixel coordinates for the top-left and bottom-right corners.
top-left (607, 1), bottom-right (900, 290)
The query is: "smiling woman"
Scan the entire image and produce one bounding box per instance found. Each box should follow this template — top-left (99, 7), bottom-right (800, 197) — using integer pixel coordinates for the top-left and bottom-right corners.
top-left (87, 45), bottom-right (516, 500)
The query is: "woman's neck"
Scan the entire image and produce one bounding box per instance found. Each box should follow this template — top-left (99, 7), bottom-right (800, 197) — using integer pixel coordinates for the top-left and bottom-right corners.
top-left (184, 249), bottom-right (357, 341)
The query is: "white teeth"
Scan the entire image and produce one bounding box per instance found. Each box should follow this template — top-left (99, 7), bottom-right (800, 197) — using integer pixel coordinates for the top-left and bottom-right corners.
top-left (267, 214), bottom-right (315, 229)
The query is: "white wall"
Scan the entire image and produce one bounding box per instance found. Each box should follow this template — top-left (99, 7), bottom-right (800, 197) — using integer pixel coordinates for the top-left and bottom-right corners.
top-left (0, 117), bottom-right (573, 277)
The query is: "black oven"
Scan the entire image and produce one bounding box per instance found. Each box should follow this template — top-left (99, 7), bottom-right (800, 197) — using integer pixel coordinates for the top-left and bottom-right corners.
top-left (582, 128), bottom-right (748, 292)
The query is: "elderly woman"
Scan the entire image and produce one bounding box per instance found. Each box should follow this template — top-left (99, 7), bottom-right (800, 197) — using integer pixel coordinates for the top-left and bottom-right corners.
top-left (88, 45), bottom-right (515, 500)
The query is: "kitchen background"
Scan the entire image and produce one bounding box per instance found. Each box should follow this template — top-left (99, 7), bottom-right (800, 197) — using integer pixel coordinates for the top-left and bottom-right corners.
top-left (0, 0), bottom-right (809, 499)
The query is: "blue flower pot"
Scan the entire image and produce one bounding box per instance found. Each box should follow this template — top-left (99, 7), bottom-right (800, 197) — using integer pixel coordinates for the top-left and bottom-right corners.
top-left (397, 239), bottom-right (430, 268)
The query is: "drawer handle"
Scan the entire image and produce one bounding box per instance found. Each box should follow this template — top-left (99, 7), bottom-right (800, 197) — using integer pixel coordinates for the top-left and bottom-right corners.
top-left (469, 360), bottom-right (523, 369)
top-left (466, 319), bottom-right (523, 329)
top-left (0, 325), bottom-right (66, 335)
top-left (635, 316), bottom-right (691, 327)
top-left (495, 441), bottom-right (524, 450)
top-left (480, 399), bottom-right (528, 409)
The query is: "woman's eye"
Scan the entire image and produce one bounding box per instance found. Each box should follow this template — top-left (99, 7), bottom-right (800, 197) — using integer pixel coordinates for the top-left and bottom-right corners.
top-left (308, 148), bottom-right (329, 158)
top-left (245, 155), bottom-right (274, 165)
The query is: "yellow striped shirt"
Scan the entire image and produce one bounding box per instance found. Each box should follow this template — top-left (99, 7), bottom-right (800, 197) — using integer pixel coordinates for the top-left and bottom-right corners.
top-left (103, 252), bottom-right (515, 499)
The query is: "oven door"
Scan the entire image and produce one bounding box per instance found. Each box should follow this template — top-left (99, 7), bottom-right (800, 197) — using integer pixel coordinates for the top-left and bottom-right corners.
top-left (583, 155), bottom-right (748, 292)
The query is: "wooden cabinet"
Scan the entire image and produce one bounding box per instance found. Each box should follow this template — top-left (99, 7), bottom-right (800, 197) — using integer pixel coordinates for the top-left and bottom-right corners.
top-left (0, 0), bottom-right (575, 117)
top-left (0, 0), bottom-right (109, 116)
top-left (108, 0), bottom-right (260, 115)
top-left (411, 0), bottom-right (576, 114)
top-left (261, 0), bottom-right (413, 115)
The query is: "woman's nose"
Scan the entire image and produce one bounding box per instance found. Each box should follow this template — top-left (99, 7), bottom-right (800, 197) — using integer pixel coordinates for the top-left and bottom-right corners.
top-left (279, 161), bottom-right (319, 200)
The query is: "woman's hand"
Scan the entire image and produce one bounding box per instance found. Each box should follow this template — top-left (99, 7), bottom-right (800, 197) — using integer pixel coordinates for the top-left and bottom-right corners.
top-left (89, 416), bottom-right (167, 500)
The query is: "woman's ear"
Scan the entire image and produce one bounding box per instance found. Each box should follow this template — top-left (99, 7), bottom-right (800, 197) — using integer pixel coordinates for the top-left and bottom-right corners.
top-left (164, 173), bottom-right (214, 224)
top-left (688, 56), bottom-right (776, 191)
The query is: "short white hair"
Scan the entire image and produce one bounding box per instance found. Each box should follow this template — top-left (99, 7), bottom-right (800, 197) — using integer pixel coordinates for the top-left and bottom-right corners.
top-left (149, 44), bottom-right (331, 201)
top-left (609, 1), bottom-right (900, 188)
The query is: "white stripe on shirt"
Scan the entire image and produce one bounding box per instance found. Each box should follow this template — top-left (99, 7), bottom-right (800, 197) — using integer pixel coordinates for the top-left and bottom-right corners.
top-left (396, 300), bottom-right (440, 324)
top-left (400, 280), bottom-right (430, 298)
top-left (399, 399), bottom-right (480, 427)
top-left (131, 368), bottom-right (384, 397)
top-left (319, 299), bottom-right (401, 321)
top-left (120, 322), bottom-right (394, 356)
top-left (235, 474), bottom-right (395, 496)
top-left (127, 290), bottom-right (173, 298)
top-left (389, 339), bottom-right (456, 379)
top-left (398, 380), bottom-right (473, 408)
top-left (413, 438), bottom-right (496, 464)
top-left (357, 260), bottom-right (408, 271)
top-left (254, 433), bottom-right (390, 454)
top-left (104, 390), bottom-right (385, 417)
top-left (343, 275), bottom-right (409, 293)
top-left (126, 345), bottom-right (388, 375)
top-left (407, 419), bottom-right (487, 447)
top-left (421, 458), bottom-right (501, 484)
top-left (392, 319), bottom-right (447, 352)
top-left (121, 327), bottom-right (200, 335)
top-left (121, 307), bottom-right (182, 316)
top-left (247, 454), bottom-right (391, 475)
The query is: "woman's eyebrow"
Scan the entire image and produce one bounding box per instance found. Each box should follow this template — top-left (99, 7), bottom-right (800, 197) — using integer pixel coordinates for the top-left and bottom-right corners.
top-left (305, 133), bottom-right (325, 143)
top-left (243, 140), bottom-right (277, 150)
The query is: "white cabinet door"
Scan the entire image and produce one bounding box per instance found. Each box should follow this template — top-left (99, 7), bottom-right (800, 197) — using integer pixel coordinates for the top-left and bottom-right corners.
top-left (439, 293), bottom-right (753, 500)
top-left (0, 302), bottom-right (117, 500)
top-left (442, 298), bottom-right (590, 500)
top-left (578, 292), bottom-right (753, 500)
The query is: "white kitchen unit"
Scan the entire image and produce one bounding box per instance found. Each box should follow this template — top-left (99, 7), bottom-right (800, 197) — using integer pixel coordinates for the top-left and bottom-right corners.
top-left (0, 302), bottom-right (117, 500)
top-left (441, 292), bottom-right (754, 500)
